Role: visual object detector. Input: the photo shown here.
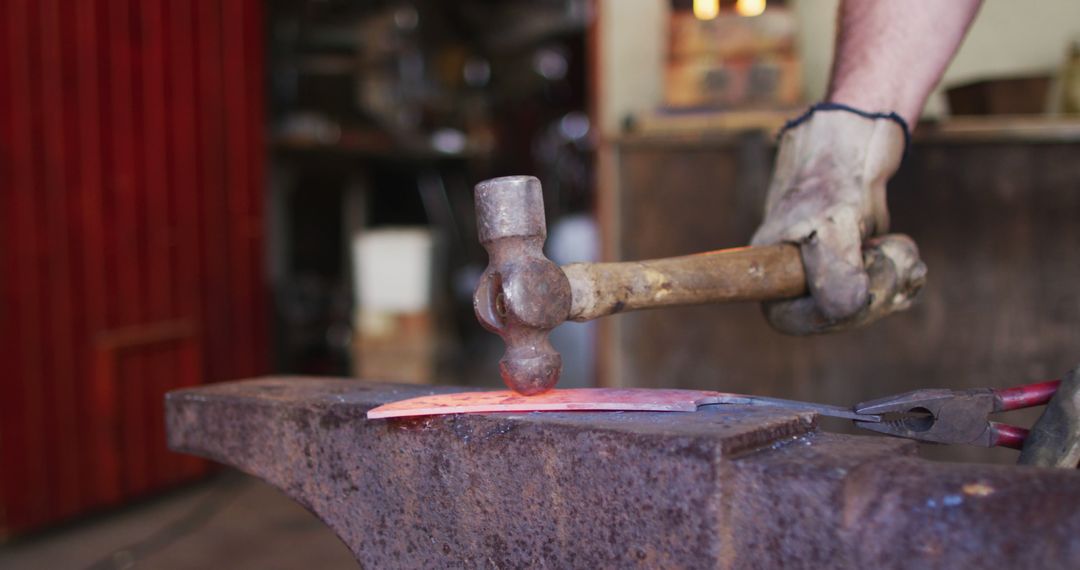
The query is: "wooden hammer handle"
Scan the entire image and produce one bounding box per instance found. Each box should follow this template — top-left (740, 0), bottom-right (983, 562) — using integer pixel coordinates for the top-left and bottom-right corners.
top-left (564, 243), bottom-right (805, 322)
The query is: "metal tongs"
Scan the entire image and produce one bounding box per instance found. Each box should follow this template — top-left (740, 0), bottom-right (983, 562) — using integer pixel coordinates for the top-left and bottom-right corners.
top-left (852, 379), bottom-right (1061, 449)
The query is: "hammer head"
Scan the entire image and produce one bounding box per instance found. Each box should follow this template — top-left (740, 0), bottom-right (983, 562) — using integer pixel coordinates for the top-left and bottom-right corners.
top-left (473, 176), bottom-right (572, 395)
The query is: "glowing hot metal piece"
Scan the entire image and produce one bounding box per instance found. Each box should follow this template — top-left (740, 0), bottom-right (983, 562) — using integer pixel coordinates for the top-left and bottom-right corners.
top-left (367, 388), bottom-right (878, 422)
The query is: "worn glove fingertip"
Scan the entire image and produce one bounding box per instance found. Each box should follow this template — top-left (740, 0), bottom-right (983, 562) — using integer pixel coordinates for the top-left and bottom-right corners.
top-left (761, 297), bottom-right (825, 336)
top-left (813, 269), bottom-right (870, 322)
top-left (801, 229), bottom-right (871, 322)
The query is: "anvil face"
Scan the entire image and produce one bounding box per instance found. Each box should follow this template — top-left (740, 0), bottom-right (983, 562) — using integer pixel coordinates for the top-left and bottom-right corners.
top-left (166, 377), bottom-right (1080, 569)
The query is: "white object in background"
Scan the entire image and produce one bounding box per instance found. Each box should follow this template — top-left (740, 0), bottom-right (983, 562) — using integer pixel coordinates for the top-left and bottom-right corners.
top-left (547, 214), bottom-right (600, 389)
top-left (548, 214), bottom-right (599, 266)
top-left (352, 228), bottom-right (434, 313)
top-left (351, 227), bottom-right (438, 383)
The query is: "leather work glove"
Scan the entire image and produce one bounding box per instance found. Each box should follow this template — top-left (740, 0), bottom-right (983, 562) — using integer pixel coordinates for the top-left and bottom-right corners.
top-left (751, 105), bottom-right (925, 335)
top-left (1019, 365), bottom-right (1080, 468)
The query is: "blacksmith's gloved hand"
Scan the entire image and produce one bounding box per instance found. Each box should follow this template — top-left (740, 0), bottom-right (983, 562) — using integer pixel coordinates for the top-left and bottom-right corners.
top-left (751, 104), bottom-right (924, 335)
top-left (1019, 365), bottom-right (1080, 469)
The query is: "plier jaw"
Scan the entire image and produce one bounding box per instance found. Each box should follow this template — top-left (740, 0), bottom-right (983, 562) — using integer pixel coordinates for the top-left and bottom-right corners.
top-left (853, 388), bottom-right (1000, 447)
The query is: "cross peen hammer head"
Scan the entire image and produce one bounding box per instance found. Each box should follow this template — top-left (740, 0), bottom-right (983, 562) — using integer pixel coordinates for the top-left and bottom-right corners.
top-left (473, 176), bottom-right (571, 395)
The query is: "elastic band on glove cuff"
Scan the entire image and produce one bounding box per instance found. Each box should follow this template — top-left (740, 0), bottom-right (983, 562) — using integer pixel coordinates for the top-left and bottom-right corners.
top-left (778, 102), bottom-right (911, 153)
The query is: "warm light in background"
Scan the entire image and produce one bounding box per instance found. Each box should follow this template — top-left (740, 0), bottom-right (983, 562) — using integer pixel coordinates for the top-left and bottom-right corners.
top-left (735, 0), bottom-right (767, 17)
top-left (693, 0), bottom-right (719, 21)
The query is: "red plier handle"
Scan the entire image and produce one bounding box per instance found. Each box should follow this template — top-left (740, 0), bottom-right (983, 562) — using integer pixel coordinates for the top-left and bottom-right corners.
top-left (853, 379), bottom-right (1061, 449)
top-left (990, 380), bottom-right (1061, 448)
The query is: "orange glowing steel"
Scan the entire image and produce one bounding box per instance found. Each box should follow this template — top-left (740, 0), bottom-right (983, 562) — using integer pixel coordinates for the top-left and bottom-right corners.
top-left (368, 388), bottom-right (719, 419)
top-left (368, 388), bottom-right (877, 421)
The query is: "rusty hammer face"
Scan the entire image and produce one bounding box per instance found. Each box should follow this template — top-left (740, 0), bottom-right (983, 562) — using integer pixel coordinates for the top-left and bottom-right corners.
top-left (473, 176), bottom-right (572, 395)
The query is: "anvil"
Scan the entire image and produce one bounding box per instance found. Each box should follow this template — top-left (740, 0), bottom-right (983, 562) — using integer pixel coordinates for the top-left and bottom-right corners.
top-left (167, 377), bottom-right (1080, 569)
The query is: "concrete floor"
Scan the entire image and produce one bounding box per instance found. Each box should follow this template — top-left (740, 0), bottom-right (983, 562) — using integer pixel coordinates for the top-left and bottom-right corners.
top-left (0, 472), bottom-right (356, 569)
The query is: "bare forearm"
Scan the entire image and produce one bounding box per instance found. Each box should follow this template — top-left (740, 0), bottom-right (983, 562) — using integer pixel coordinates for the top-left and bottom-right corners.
top-left (827, 0), bottom-right (983, 125)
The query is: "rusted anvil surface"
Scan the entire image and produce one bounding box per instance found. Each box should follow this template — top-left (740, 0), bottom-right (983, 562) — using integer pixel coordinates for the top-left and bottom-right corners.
top-left (166, 377), bottom-right (1080, 569)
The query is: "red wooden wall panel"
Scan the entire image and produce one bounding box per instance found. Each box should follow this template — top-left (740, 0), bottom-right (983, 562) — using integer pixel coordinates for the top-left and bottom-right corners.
top-left (0, 0), bottom-right (266, 537)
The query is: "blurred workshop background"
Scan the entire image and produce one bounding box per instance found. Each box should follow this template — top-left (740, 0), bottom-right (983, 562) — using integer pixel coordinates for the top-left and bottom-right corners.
top-left (3, 0), bottom-right (1080, 567)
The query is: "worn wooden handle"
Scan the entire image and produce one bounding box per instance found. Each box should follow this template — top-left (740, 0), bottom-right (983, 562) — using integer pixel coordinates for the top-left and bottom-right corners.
top-left (563, 243), bottom-right (806, 322)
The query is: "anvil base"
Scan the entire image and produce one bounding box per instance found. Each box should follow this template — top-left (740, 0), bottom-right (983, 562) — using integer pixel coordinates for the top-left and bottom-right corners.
top-left (166, 377), bottom-right (1080, 569)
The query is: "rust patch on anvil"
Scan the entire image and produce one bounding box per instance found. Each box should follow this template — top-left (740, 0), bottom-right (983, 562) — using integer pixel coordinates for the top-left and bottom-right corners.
top-left (166, 376), bottom-right (1080, 569)
top-left (838, 456), bottom-right (1080, 567)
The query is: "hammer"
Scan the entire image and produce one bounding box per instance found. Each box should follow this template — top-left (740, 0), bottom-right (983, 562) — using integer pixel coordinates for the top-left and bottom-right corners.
top-left (474, 176), bottom-right (927, 395)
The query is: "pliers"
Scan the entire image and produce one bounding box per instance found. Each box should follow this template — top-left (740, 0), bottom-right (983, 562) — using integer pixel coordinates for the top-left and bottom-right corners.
top-left (852, 379), bottom-right (1062, 449)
